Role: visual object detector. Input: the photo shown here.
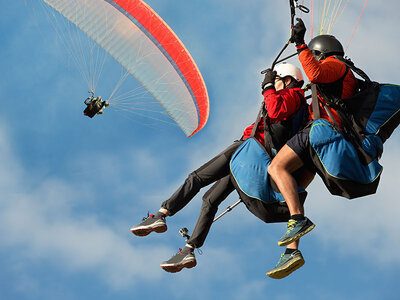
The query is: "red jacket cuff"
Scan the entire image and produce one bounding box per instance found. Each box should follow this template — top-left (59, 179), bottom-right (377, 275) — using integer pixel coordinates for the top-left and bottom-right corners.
top-left (262, 86), bottom-right (276, 97)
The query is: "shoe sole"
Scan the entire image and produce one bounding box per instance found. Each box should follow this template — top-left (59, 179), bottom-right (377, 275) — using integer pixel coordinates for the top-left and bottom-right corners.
top-left (278, 223), bottom-right (315, 247)
top-left (130, 224), bottom-right (167, 236)
top-left (266, 257), bottom-right (305, 279)
top-left (160, 260), bottom-right (197, 273)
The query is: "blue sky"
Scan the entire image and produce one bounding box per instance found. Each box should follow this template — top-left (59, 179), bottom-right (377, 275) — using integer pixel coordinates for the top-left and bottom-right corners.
top-left (1, 1), bottom-right (400, 299)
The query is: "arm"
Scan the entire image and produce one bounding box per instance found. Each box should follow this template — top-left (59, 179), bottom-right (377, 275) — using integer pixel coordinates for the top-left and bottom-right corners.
top-left (263, 88), bottom-right (304, 122)
top-left (297, 46), bottom-right (347, 84)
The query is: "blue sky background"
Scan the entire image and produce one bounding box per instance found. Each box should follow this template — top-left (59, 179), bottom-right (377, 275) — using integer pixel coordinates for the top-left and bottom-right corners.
top-left (1, 1), bottom-right (400, 299)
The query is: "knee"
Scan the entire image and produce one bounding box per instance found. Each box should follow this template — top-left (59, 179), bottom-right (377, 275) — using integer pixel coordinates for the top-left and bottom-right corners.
top-left (202, 191), bottom-right (214, 208)
top-left (201, 191), bottom-right (219, 215)
top-left (187, 171), bottom-right (201, 184)
top-left (268, 160), bottom-right (281, 179)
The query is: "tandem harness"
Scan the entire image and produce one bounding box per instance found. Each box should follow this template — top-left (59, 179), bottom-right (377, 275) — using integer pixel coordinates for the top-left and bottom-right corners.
top-left (308, 57), bottom-right (400, 198)
top-left (230, 94), bottom-right (308, 204)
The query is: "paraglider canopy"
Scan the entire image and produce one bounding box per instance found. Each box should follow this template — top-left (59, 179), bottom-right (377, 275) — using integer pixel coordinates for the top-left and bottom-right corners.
top-left (42, 0), bottom-right (210, 136)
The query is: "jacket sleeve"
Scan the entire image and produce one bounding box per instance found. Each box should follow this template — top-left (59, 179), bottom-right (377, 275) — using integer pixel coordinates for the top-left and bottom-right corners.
top-left (298, 46), bottom-right (347, 84)
top-left (262, 88), bottom-right (303, 122)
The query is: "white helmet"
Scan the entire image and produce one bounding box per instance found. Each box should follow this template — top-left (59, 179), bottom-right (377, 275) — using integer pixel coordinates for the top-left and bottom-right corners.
top-left (274, 63), bottom-right (304, 84)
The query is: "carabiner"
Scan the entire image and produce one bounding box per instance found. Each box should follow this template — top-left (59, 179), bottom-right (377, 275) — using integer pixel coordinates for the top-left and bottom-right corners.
top-left (297, 5), bottom-right (310, 13)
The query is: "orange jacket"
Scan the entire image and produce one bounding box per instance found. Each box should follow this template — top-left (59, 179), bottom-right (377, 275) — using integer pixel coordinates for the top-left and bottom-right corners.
top-left (298, 45), bottom-right (358, 128)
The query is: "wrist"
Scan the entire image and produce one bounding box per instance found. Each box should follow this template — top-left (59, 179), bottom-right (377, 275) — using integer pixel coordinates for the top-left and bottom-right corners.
top-left (262, 83), bottom-right (275, 94)
top-left (296, 43), bottom-right (307, 54)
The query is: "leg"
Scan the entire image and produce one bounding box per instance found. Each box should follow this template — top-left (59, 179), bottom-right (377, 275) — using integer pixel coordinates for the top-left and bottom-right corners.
top-left (268, 145), bottom-right (305, 215)
top-left (161, 141), bottom-right (242, 216)
top-left (131, 141), bottom-right (242, 237)
top-left (231, 175), bottom-right (305, 279)
top-left (268, 126), bottom-right (316, 246)
top-left (295, 167), bottom-right (316, 190)
top-left (187, 176), bottom-right (235, 248)
top-left (238, 189), bottom-right (308, 224)
top-left (160, 176), bottom-right (235, 273)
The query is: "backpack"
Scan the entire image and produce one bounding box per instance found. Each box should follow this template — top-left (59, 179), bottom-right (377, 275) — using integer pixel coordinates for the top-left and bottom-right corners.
top-left (309, 57), bottom-right (400, 198)
top-left (318, 57), bottom-right (400, 151)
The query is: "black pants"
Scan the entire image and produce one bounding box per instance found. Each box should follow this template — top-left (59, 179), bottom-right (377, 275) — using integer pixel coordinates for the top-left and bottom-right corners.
top-left (162, 139), bottom-right (306, 248)
top-left (187, 175), bottom-right (234, 248)
top-left (185, 174), bottom-right (307, 248)
top-left (161, 140), bottom-right (243, 216)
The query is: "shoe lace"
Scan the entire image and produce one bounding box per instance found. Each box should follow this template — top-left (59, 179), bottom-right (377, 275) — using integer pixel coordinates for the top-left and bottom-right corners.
top-left (169, 248), bottom-right (184, 258)
top-left (142, 212), bottom-right (154, 221)
top-left (174, 247), bottom-right (194, 256)
top-left (276, 253), bottom-right (286, 267)
top-left (285, 219), bottom-right (297, 235)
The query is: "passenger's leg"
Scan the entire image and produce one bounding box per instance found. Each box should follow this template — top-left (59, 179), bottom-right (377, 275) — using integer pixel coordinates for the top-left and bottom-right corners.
top-left (160, 176), bottom-right (235, 273)
top-left (161, 141), bottom-right (242, 216)
top-left (187, 176), bottom-right (235, 248)
top-left (131, 141), bottom-right (242, 236)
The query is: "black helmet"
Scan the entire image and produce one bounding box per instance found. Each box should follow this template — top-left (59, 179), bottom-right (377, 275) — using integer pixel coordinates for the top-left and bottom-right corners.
top-left (308, 34), bottom-right (344, 61)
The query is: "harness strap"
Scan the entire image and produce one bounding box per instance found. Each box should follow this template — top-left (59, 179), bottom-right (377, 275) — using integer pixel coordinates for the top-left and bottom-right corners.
top-left (311, 84), bottom-right (320, 120)
top-left (249, 100), bottom-right (274, 158)
top-left (250, 101), bottom-right (265, 137)
top-left (334, 56), bottom-right (371, 83)
top-left (264, 113), bottom-right (275, 158)
top-left (322, 102), bottom-right (341, 130)
top-left (252, 89), bottom-right (307, 158)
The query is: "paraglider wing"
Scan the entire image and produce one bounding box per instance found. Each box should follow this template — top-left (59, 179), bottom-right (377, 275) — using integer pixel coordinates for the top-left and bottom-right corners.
top-left (42, 0), bottom-right (209, 137)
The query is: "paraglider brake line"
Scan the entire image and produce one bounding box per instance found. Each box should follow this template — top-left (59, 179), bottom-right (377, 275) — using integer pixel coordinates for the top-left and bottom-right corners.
top-left (261, 0), bottom-right (309, 74)
top-left (275, 52), bottom-right (299, 65)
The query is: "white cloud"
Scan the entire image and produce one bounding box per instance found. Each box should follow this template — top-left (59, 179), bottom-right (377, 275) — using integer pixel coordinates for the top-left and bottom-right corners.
top-left (3, 2), bottom-right (400, 298)
top-left (0, 124), bottom-right (173, 290)
top-left (305, 134), bottom-right (400, 264)
top-left (0, 119), bottom-right (260, 294)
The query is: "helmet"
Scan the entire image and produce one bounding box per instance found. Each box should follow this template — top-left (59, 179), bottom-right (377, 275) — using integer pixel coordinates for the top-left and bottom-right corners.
top-left (274, 63), bottom-right (304, 84)
top-left (308, 34), bottom-right (344, 61)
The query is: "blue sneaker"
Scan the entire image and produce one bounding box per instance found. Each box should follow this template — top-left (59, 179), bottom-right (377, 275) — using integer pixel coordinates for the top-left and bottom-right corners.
top-left (266, 250), bottom-right (305, 279)
top-left (278, 217), bottom-right (315, 246)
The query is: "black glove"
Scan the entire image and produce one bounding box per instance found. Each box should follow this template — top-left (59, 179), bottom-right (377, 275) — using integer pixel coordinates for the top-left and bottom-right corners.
top-left (291, 18), bottom-right (306, 46)
top-left (261, 69), bottom-right (277, 92)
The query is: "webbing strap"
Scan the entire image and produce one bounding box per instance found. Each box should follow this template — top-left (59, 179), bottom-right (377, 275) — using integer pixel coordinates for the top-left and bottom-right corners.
top-left (311, 83), bottom-right (342, 129)
top-left (264, 113), bottom-right (274, 158)
top-left (250, 101), bottom-right (265, 137)
top-left (322, 102), bottom-right (341, 130)
top-left (250, 101), bottom-right (274, 158)
top-left (311, 84), bottom-right (320, 120)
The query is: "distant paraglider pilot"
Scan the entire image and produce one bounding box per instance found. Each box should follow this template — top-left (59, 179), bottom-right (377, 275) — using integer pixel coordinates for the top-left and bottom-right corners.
top-left (83, 93), bottom-right (109, 118)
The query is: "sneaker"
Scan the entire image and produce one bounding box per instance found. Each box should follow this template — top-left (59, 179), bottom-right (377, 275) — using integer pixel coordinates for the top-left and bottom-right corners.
top-left (160, 246), bottom-right (197, 273)
top-left (130, 213), bottom-right (167, 236)
top-left (278, 217), bottom-right (315, 246)
top-left (266, 250), bottom-right (305, 279)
